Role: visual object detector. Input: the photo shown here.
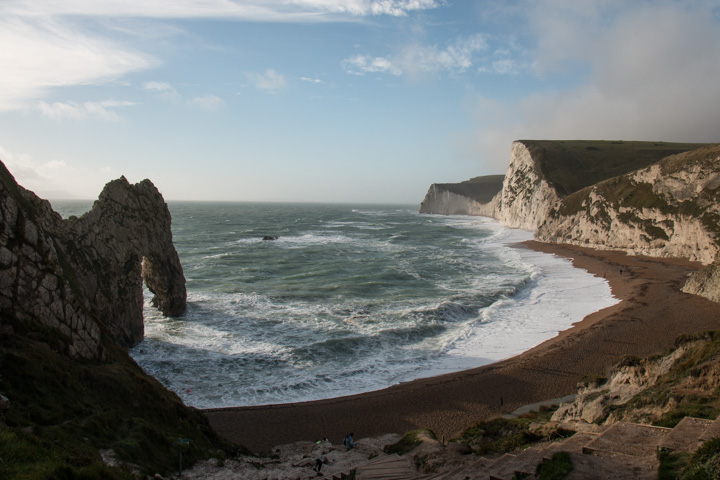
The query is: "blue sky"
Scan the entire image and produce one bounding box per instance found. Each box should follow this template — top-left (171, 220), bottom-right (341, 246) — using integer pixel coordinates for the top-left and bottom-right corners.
top-left (1, 1), bottom-right (719, 204)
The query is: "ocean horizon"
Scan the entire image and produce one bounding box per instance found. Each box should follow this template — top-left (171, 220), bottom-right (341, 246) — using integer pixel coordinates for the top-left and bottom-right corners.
top-left (51, 200), bottom-right (618, 409)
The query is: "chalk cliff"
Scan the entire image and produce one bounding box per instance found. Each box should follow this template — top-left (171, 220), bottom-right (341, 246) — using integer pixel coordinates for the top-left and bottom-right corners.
top-left (422, 140), bottom-right (717, 261)
top-left (419, 175), bottom-right (503, 215)
top-left (422, 139), bottom-right (720, 299)
top-left (537, 143), bottom-right (720, 264)
top-left (0, 162), bottom-right (186, 358)
top-left (490, 142), bottom-right (562, 230)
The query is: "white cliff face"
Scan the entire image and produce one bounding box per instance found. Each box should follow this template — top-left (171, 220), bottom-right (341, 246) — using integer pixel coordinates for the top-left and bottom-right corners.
top-left (536, 145), bottom-right (720, 265)
top-left (683, 262), bottom-right (720, 302)
top-left (552, 345), bottom-right (690, 425)
top-left (492, 142), bottom-right (561, 231)
top-left (419, 185), bottom-right (495, 216)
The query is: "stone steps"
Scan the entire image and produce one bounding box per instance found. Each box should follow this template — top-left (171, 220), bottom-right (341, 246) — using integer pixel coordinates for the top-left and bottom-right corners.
top-left (344, 415), bottom-right (720, 480)
top-left (698, 416), bottom-right (720, 443)
top-left (581, 422), bottom-right (672, 456)
top-left (659, 416), bottom-right (714, 452)
top-left (565, 451), bottom-right (658, 480)
top-left (416, 416), bottom-right (718, 479)
top-left (356, 453), bottom-right (415, 480)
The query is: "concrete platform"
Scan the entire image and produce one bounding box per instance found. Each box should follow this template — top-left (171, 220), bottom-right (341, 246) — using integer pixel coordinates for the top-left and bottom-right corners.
top-left (659, 416), bottom-right (714, 452)
top-left (566, 451), bottom-right (658, 480)
top-left (582, 422), bottom-right (671, 457)
top-left (356, 454), bottom-right (415, 480)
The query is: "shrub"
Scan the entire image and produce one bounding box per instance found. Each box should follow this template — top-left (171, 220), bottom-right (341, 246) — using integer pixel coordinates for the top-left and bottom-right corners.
top-left (536, 451), bottom-right (573, 480)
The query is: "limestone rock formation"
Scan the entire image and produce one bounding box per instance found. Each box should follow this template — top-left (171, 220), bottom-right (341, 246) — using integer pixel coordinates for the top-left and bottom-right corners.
top-left (536, 143), bottom-right (720, 264)
top-left (419, 175), bottom-right (503, 216)
top-left (682, 260), bottom-right (720, 302)
top-left (0, 161), bottom-right (185, 358)
top-left (490, 142), bottom-right (563, 230)
top-left (552, 346), bottom-right (690, 425)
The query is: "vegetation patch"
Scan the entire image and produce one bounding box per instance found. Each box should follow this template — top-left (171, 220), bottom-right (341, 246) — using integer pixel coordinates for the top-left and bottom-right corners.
top-left (660, 436), bottom-right (720, 479)
top-left (520, 140), bottom-right (707, 197)
top-left (458, 407), bottom-right (563, 455)
top-left (535, 451), bottom-right (574, 480)
top-left (384, 429), bottom-right (435, 456)
top-left (0, 322), bottom-right (237, 478)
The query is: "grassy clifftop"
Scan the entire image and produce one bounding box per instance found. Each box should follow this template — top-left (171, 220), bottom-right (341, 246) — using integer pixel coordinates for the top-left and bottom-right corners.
top-left (520, 140), bottom-right (709, 197)
top-left (431, 174), bottom-right (505, 204)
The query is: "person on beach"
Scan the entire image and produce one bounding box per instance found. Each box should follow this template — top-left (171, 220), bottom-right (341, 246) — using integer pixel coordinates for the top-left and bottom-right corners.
top-left (343, 432), bottom-right (355, 450)
top-left (313, 452), bottom-right (327, 476)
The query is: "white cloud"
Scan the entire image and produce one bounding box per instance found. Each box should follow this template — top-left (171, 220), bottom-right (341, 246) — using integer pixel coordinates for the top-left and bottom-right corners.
top-left (0, 0), bottom-right (443, 111)
top-left (342, 33), bottom-right (488, 78)
top-left (188, 94), bottom-right (225, 111)
top-left (143, 81), bottom-right (180, 99)
top-left (342, 55), bottom-right (401, 75)
top-left (464, 1), bottom-right (720, 172)
top-left (245, 69), bottom-right (288, 93)
top-left (0, 145), bottom-right (70, 195)
top-left (300, 77), bottom-right (324, 84)
top-left (0, 0), bottom-right (442, 20)
top-left (37, 100), bottom-right (135, 121)
top-left (144, 81), bottom-right (224, 110)
top-left (0, 17), bottom-right (153, 111)
top-left (0, 145), bottom-right (121, 199)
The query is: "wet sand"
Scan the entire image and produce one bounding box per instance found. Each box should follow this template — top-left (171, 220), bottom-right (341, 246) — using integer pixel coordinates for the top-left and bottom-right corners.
top-left (204, 242), bottom-right (720, 453)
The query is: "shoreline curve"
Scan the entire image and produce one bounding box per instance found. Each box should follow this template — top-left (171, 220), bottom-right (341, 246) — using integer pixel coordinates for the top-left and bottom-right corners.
top-left (204, 241), bottom-right (720, 453)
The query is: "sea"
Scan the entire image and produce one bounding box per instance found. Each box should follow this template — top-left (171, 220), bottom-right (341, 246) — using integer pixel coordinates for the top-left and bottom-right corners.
top-left (51, 200), bottom-right (618, 409)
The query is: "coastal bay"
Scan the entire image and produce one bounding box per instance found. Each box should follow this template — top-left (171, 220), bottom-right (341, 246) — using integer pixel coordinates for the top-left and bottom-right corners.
top-left (205, 242), bottom-right (720, 453)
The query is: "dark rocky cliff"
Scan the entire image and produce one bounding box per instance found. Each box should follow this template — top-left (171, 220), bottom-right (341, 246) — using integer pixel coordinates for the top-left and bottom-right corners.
top-left (0, 160), bottom-right (228, 478)
top-left (0, 165), bottom-right (186, 355)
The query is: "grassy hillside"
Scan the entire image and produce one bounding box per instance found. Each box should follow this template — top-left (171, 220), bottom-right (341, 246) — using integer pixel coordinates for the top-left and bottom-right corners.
top-left (553, 143), bottom-right (720, 243)
top-left (521, 140), bottom-right (709, 197)
top-left (0, 321), bottom-right (237, 479)
top-left (0, 160), bottom-right (238, 479)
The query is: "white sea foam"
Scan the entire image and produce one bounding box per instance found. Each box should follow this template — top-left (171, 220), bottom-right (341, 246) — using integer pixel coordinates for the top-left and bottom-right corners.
top-left (130, 206), bottom-right (619, 409)
top-left (416, 227), bottom-right (618, 378)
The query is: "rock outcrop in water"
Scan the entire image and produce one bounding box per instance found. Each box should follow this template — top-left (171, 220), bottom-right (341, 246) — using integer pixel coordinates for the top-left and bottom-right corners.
top-left (0, 161), bottom-right (185, 357)
top-left (0, 159), bottom-right (225, 477)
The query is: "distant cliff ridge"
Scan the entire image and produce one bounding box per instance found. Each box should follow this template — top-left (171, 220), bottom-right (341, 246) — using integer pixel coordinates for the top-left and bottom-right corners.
top-left (420, 139), bottom-right (720, 300)
top-left (419, 175), bottom-right (504, 215)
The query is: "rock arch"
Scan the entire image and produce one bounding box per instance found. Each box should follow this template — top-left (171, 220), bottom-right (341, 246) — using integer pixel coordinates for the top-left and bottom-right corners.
top-left (1, 164), bottom-right (185, 358)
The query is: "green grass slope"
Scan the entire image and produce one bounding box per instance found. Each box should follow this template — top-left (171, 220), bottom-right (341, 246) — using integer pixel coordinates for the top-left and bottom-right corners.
top-left (0, 321), bottom-right (236, 479)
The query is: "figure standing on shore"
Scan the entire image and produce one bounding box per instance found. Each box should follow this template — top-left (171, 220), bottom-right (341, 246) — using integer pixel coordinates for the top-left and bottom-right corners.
top-left (343, 433), bottom-right (355, 450)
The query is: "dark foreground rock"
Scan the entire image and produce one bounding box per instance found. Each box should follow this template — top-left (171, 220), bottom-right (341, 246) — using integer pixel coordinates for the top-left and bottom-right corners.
top-left (0, 166), bottom-right (185, 355)
top-left (0, 160), bottom-right (231, 478)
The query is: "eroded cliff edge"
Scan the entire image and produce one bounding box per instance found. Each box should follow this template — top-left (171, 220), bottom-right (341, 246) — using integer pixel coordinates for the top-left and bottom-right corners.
top-left (0, 160), bottom-right (230, 477)
top-left (1, 162), bottom-right (186, 357)
top-left (420, 139), bottom-right (720, 300)
top-left (419, 175), bottom-right (504, 216)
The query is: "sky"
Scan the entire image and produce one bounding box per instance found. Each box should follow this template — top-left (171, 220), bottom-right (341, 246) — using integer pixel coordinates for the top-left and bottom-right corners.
top-left (1, 0), bottom-right (719, 204)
